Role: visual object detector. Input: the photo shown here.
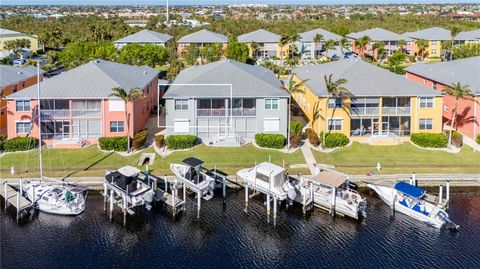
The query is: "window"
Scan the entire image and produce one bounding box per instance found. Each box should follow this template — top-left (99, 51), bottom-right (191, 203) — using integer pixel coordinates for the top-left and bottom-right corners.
top-left (431, 41), bottom-right (437, 46)
top-left (110, 121), bottom-right (124, 133)
top-left (423, 79), bottom-right (428, 85)
top-left (12, 84), bottom-right (17, 93)
top-left (15, 100), bottom-right (30, 111)
top-left (265, 99), bottom-right (279, 110)
top-left (419, 118), bottom-right (433, 130)
top-left (419, 97), bottom-right (434, 108)
top-left (16, 122), bottom-right (32, 134)
top-left (431, 49), bottom-right (437, 55)
top-left (328, 118), bottom-right (342, 131)
top-left (328, 98), bottom-right (342, 109)
top-left (444, 105), bottom-right (449, 112)
top-left (175, 99), bottom-right (189, 110)
top-left (22, 81), bottom-right (26, 88)
top-left (432, 82), bottom-right (437, 90)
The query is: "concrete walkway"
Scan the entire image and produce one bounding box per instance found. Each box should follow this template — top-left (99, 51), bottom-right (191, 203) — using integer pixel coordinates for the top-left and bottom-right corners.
top-left (300, 141), bottom-right (318, 175)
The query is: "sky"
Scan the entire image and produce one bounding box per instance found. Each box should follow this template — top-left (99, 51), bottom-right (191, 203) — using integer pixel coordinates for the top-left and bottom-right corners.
top-left (2, 0), bottom-right (479, 6)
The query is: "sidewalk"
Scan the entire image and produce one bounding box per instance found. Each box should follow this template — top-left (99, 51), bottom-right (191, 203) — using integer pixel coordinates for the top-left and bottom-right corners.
top-left (300, 141), bottom-right (317, 175)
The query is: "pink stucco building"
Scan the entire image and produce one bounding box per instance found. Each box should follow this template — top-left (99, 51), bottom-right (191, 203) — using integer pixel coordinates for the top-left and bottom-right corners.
top-left (5, 59), bottom-right (159, 148)
top-left (176, 29), bottom-right (228, 57)
top-left (346, 28), bottom-right (405, 60)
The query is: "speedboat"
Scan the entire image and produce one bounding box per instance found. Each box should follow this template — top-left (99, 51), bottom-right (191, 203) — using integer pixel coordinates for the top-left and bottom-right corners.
top-left (22, 180), bottom-right (87, 216)
top-left (170, 157), bottom-right (218, 200)
top-left (368, 181), bottom-right (458, 230)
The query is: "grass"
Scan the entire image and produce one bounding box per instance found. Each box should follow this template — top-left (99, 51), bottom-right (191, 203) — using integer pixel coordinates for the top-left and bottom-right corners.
top-left (312, 142), bottom-right (480, 175)
top-left (0, 144), bottom-right (308, 178)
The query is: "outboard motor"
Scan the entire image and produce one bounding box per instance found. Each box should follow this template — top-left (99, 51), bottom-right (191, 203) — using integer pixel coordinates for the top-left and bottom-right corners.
top-left (438, 211), bottom-right (459, 231)
top-left (143, 190), bottom-right (155, 211)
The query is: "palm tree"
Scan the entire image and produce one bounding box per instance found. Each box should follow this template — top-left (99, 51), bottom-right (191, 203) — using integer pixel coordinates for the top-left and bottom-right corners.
top-left (442, 82), bottom-right (475, 147)
top-left (284, 75), bottom-right (308, 95)
top-left (372, 41), bottom-right (385, 62)
top-left (416, 39), bottom-right (429, 61)
top-left (323, 39), bottom-right (336, 59)
top-left (250, 41), bottom-right (260, 59)
top-left (338, 37), bottom-right (349, 58)
top-left (398, 39), bottom-right (407, 53)
top-left (356, 36), bottom-right (372, 58)
top-left (109, 87), bottom-right (144, 152)
top-left (323, 74), bottom-right (350, 148)
top-left (313, 33), bottom-right (323, 58)
top-left (279, 34), bottom-right (290, 60)
top-left (449, 27), bottom-right (461, 61)
top-left (287, 33), bottom-right (301, 59)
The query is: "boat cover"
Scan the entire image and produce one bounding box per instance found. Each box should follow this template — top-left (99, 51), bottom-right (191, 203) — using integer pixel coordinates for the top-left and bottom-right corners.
top-left (309, 171), bottom-right (347, 187)
top-left (394, 182), bottom-right (425, 198)
top-left (183, 157), bottom-right (204, 167)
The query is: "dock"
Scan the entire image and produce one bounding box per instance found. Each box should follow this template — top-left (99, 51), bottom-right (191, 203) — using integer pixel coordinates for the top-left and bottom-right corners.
top-left (1, 181), bottom-right (34, 221)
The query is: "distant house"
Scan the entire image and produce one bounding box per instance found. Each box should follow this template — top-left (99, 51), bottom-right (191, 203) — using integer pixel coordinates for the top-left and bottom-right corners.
top-left (346, 27), bottom-right (404, 59)
top-left (405, 57), bottom-right (480, 146)
top-left (5, 59), bottom-right (158, 148)
top-left (298, 28), bottom-right (343, 59)
top-left (291, 59), bottom-right (443, 145)
top-left (454, 30), bottom-right (480, 45)
top-left (0, 65), bottom-right (44, 135)
top-left (124, 20), bottom-right (148, 28)
top-left (113, 29), bottom-right (173, 49)
top-left (0, 28), bottom-right (42, 52)
top-left (238, 29), bottom-right (286, 59)
top-left (177, 29), bottom-right (228, 57)
top-left (403, 27), bottom-right (451, 59)
top-left (163, 59), bottom-right (289, 145)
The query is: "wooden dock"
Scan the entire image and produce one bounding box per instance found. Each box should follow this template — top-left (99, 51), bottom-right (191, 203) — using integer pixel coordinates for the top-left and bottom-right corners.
top-left (1, 181), bottom-right (34, 221)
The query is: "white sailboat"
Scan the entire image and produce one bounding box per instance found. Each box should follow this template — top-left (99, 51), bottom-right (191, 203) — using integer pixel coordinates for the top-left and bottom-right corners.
top-left (20, 63), bottom-right (87, 216)
top-left (368, 181), bottom-right (458, 230)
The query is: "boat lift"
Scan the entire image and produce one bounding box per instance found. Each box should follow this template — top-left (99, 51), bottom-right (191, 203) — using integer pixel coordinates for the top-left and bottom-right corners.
top-left (1, 180), bottom-right (34, 221)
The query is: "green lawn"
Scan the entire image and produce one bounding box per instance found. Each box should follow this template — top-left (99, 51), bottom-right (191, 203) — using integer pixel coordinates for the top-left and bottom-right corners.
top-left (0, 144), bottom-right (307, 178)
top-left (312, 142), bottom-right (480, 175)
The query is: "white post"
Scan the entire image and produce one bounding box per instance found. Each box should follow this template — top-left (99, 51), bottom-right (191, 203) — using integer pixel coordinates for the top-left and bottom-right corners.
top-left (412, 173), bottom-right (416, 186)
top-left (103, 182), bottom-right (107, 211)
top-left (273, 197), bottom-right (277, 225)
top-left (16, 193), bottom-right (20, 221)
top-left (244, 184), bottom-right (248, 213)
top-left (197, 192), bottom-right (201, 219)
top-left (109, 188), bottom-right (114, 221)
top-left (172, 179), bottom-right (177, 217)
top-left (446, 181), bottom-right (450, 207)
top-left (266, 194), bottom-right (271, 220)
top-left (123, 194), bottom-right (127, 226)
top-left (4, 183), bottom-right (7, 209)
top-left (183, 182), bottom-right (186, 206)
top-left (330, 186), bottom-right (336, 216)
top-left (439, 185), bottom-right (443, 205)
top-left (19, 179), bottom-right (23, 196)
top-left (391, 187), bottom-right (396, 217)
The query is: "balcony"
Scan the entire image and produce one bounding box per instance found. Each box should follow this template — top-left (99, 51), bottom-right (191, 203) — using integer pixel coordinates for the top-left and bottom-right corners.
top-left (40, 110), bottom-right (69, 118)
top-left (382, 107), bottom-right (411, 115)
top-left (350, 107), bottom-right (379, 116)
top-left (72, 109), bottom-right (101, 117)
top-left (197, 108), bottom-right (256, 117)
top-left (230, 108), bottom-right (256, 117)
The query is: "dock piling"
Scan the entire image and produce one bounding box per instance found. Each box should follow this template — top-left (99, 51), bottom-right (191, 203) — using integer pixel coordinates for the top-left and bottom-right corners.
top-left (244, 185), bottom-right (248, 213)
top-left (446, 181), bottom-right (450, 208)
top-left (273, 197), bottom-right (277, 225)
top-left (266, 194), bottom-right (271, 221)
top-left (197, 193), bottom-right (201, 219)
top-left (330, 187), bottom-right (336, 217)
top-left (4, 182), bottom-right (7, 210)
top-left (439, 185), bottom-right (443, 205)
top-left (109, 188), bottom-right (114, 221)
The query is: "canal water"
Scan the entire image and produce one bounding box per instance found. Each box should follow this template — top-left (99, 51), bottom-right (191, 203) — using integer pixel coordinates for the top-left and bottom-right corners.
top-left (1, 188), bottom-right (479, 269)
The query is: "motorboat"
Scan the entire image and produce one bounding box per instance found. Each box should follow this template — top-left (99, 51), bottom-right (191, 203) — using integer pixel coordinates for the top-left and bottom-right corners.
top-left (22, 180), bottom-right (87, 216)
top-left (368, 181), bottom-right (458, 230)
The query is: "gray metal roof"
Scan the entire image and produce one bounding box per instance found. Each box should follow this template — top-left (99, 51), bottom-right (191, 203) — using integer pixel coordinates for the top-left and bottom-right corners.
top-left (177, 29), bottom-right (227, 44)
top-left (299, 28), bottom-right (343, 42)
top-left (404, 27), bottom-right (451, 41)
top-left (238, 29), bottom-right (280, 43)
top-left (164, 59), bottom-right (288, 98)
top-left (293, 59), bottom-right (441, 97)
top-left (405, 56), bottom-right (480, 95)
top-left (114, 29), bottom-right (173, 44)
top-left (454, 30), bottom-right (480, 41)
top-left (0, 28), bottom-right (35, 37)
top-left (7, 59), bottom-right (158, 99)
top-left (346, 27), bottom-right (403, 41)
top-left (0, 65), bottom-right (41, 89)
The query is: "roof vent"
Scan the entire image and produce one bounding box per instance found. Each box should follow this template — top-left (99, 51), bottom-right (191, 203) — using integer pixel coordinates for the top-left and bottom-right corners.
top-left (143, 71), bottom-right (147, 74)
top-left (93, 59), bottom-right (101, 64)
top-left (17, 71), bottom-right (23, 75)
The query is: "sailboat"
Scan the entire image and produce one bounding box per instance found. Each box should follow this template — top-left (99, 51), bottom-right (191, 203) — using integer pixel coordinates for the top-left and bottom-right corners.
top-left (20, 63), bottom-right (87, 216)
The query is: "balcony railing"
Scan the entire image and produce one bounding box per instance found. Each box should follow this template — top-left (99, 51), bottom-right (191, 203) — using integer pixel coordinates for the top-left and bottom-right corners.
top-left (382, 107), bottom-right (411, 115)
top-left (40, 110), bottom-right (69, 118)
top-left (197, 108), bottom-right (256, 117)
top-left (350, 106), bottom-right (379, 115)
top-left (72, 109), bottom-right (101, 117)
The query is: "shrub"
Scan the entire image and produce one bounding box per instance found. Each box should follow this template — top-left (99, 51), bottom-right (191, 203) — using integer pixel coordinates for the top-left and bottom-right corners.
top-left (289, 134), bottom-right (301, 148)
top-left (411, 133), bottom-right (448, 148)
top-left (477, 135), bottom-right (480, 145)
top-left (449, 130), bottom-right (463, 148)
top-left (0, 134), bottom-right (6, 151)
top-left (3, 137), bottom-right (39, 152)
top-left (290, 121), bottom-right (304, 137)
top-left (132, 129), bottom-right (148, 150)
top-left (155, 134), bottom-right (165, 148)
top-left (255, 133), bottom-right (286, 149)
top-left (166, 135), bottom-right (197, 150)
top-left (305, 128), bottom-right (319, 147)
top-left (98, 136), bottom-right (128, 151)
top-left (320, 132), bottom-right (349, 148)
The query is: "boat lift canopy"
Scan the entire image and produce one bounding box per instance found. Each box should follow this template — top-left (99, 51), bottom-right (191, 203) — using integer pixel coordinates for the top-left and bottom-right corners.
top-left (394, 182), bottom-right (425, 198)
top-left (182, 157), bottom-right (205, 168)
top-left (308, 171), bottom-right (347, 187)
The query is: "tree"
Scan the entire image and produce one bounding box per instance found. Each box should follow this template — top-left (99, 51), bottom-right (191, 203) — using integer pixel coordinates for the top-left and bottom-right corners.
top-left (416, 39), bottom-right (429, 61)
top-left (279, 34), bottom-right (290, 60)
top-left (109, 87), bottom-right (145, 152)
top-left (442, 82), bottom-right (475, 147)
top-left (387, 51), bottom-right (407, 74)
top-left (372, 41), bottom-right (385, 62)
top-left (452, 43), bottom-right (480, 59)
top-left (226, 40), bottom-right (249, 62)
top-left (167, 59), bottom-right (184, 80)
top-left (398, 39), bottom-right (407, 53)
top-left (338, 37), bottom-right (349, 58)
top-left (356, 36), bottom-right (372, 59)
top-left (200, 43), bottom-right (223, 63)
top-left (287, 33), bottom-right (301, 59)
top-left (323, 39), bottom-right (336, 59)
top-left (250, 41), bottom-right (260, 59)
top-left (313, 33), bottom-right (323, 59)
top-left (284, 75), bottom-right (308, 95)
top-left (449, 26), bottom-right (461, 61)
top-left (183, 45), bottom-right (201, 65)
top-left (323, 74), bottom-right (350, 148)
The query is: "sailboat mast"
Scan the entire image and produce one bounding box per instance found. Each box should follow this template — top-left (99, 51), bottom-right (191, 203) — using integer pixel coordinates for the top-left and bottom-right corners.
top-left (37, 62), bottom-right (43, 181)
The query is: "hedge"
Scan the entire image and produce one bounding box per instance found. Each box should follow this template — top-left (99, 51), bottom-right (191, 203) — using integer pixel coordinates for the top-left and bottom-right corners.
top-left (411, 133), bottom-right (448, 148)
top-left (3, 137), bottom-right (39, 152)
top-left (98, 136), bottom-right (128, 151)
top-left (477, 135), bottom-right (480, 145)
top-left (320, 132), bottom-right (350, 148)
top-left (290, 134), bottom-right (301, 148)
top-left (155, 134), bottom-right (164, 148)
top-left (166, 135), bottom-right (197, 150)
top-left (132, 129), bottom-right (148, 150)
top-left (290, 121), bottom-right (304, 137)
top-left (449, 131), bottom-right (463, 148)
top-left (255, 133), bottom-right (286, 149)
top-left (306, 128), bottom-right (319, 147)
top-left (0, 135), bottom-right (6, 151)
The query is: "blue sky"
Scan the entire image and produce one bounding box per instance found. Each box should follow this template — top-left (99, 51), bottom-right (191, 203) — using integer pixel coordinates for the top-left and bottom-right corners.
top-left (2, 0), bottom-right (479, 6)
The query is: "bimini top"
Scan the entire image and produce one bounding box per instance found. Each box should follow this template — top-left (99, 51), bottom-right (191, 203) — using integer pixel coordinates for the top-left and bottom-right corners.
top-left (394, 181), bottom-right (425, 198)
top-left (256, 162), bottom-right (284, 177)
top-left (183, 157), bottom-right (205, 167)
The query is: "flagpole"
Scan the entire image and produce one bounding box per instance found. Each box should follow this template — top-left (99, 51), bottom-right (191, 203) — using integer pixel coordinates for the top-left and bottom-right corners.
top-left (36, 62), bottom-right (43, 182)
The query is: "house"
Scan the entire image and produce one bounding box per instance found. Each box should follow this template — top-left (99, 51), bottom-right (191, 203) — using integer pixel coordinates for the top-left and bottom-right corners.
top-left (291, 59), bottom-right (443, 145)
top-left (124, 20), bottom-right (148, 28)
top-left (403, 27), bottom-right (451, 59)
top-left (113, 29), bottom-right (173, 49)
top-left (163, 59), bottom-right (289, 145)
top-left (0, 28), bottom-right (42, 52)
top-left (405, 57), bottom-right (480, 147)
top-left (298, 28), bottom-right (343, 59)
top-left (0, 65), bottom-right (44, 135)
top-left (346, 28), bottom-right (404, 59)
top-left (177, 29), bottom-right (228, 57)
top-left (454, 30), bottom-right (480, 45)
top-left (5, 59), bottom-right (158, 148)
top-left (237, 29), bottom-right (286, 59)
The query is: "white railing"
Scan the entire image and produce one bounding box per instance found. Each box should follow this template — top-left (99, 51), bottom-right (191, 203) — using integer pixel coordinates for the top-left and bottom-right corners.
top-left (197, 108), bottom-right (226, 117)
top-left (350, 106), bottom-right (379, 115)
top-left (230, 108), bottom-right (256, 117)
top-left (71, 109), bottom-right (101, 117)
top-left (40, 110), bottom-right (69, 118)
top-left (197, 108), bottom-right (256, 117)
top-left (382, 107), bottom-right (411, 115)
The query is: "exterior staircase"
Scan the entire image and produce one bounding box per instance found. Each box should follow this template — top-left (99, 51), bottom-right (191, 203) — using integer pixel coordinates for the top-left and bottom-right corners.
top-left (208, 135), bottom-right (245, 147)
top-left (364, 133), bottom-right (402, 146)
